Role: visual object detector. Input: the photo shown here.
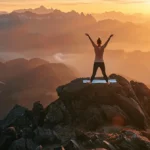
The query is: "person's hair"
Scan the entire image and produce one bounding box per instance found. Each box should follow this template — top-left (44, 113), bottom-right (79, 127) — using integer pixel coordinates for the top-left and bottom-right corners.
top-left (97, 37), bottom-right (102, 45)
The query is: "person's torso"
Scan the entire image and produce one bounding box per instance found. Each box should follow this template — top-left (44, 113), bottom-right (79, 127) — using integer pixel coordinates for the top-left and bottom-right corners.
top-left (94, 46), bottom-right (104, 62)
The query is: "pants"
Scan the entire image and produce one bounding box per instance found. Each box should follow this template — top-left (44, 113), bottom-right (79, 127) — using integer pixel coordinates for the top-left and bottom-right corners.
top-left (91, 62), bottom-right (108, 83)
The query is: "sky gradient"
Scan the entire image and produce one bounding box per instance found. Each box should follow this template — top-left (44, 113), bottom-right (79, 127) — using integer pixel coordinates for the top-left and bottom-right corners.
top-left (0, 0), bottom-right (150, 14)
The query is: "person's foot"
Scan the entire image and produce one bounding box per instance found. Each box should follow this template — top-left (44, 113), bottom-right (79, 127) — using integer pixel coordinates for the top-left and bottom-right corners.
top-left (107, 81), bottom-right (111, 85)
top-left (87, 81), bottom-right (92, 84)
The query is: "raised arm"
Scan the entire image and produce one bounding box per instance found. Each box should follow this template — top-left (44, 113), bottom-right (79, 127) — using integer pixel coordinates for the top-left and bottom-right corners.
top-left (103, 34), bottom-right (114, 49)
top-left (85, 33), bottom-right (96, 47)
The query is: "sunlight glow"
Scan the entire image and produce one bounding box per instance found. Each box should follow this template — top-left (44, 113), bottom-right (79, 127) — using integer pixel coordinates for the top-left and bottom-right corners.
top-left (0, 0), bottom-right (150, 14)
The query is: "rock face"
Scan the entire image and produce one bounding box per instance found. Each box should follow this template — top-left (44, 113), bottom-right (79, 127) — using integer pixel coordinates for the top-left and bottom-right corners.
top-left (57, 74), bottom-right (147, 130)
top-left (1, 74), bottom-right (150, 150)
top-left (131, 81), bottom-right (150, 119)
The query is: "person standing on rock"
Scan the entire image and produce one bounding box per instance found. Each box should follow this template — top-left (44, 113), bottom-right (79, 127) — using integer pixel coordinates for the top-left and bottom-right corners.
top-left (85, 33), bottom-right (114, 84)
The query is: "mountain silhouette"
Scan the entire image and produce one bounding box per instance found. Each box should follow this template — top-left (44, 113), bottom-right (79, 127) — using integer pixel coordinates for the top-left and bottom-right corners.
top-left (0, 58), bottom-right (77, 117)
top-left (92, 11), bottom-right (149, 23)
top-left (0, 9), bottom-right (150, 52)
top-left (0, 11), bottom-right (7, 15)
top-left (0, 9), bottom-right (96, 51)
top-left (0, 58), bottom-right (49, 82)
top-left (13, 6), bottom-right (54, 14)
top-left (1, 74), bottom-right (150, 149)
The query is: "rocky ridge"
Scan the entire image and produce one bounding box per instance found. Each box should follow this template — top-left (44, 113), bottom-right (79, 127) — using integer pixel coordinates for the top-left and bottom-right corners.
top-left (1, 74), bottom-right (150, 150)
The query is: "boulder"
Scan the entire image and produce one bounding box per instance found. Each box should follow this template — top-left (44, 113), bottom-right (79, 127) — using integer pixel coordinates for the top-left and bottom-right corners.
top-left (131, 81), bottom-right (150, 118)
top-left (32, 101), bottom-right (45, 128)
top-left (76, 127), bottom-right (150, 150)
top-left (45, 100), bottom-right (71, 127)
top-left (9, 138), bottom-right (37, 150)
top-left (56, 75), bottom-right (147, 129)
top-left (9, 127), bottom-right (37, 150)
top-left (53, 125), bottom-right (76, 146)
top-left (101, 105), bottom-right (129, 126)
top-left (34, 127), bottom-right (56, 145)
top-left (0, 105), bottom-right (28, 129)
top-left (0, 127), bottom-right (17, 150)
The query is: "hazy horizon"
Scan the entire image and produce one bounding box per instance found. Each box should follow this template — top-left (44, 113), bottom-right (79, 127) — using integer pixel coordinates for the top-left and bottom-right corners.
top-left (0, 0), bottom-right (150, 14)
top-left (1, 2), bottom-right (150, 149)
top-left (0, 1), bottom-right (150, 84)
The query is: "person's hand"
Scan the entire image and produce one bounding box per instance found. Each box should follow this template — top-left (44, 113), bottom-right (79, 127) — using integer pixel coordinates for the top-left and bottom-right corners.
top-left (110, 34), bottom-right (114, 38)
top-left (85, 33), bottom-right (89, 37)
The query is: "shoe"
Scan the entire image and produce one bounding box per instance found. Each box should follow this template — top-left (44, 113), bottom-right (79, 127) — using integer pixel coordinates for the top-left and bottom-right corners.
top-left (87, 81), bottom-right (92, 84)
top-left (107, 82), bottom-right (111, 85)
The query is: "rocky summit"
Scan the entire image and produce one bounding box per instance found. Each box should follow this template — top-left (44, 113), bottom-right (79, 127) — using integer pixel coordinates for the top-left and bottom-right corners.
top-left (1, 74), bottom-right (150, 150)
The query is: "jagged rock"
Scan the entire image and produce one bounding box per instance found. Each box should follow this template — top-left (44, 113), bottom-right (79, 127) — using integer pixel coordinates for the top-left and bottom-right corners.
top-left (76, 127), bottom-right (150, 150)
top-left (9, 127), bottom-right (37, 150)
top-left (130, 81), bottom-right (150, 100)
top-left (131, 81), bottom-right (150, 118)
top-left (141, 131), bottom-right (150, 140)
top-left (113, 93), bottom-right (146, 129)
top-left (44, 101), bottom-right (64, 127)
top-left (34, 127), bottom-right (56, 145)
top-left (116, 129), bottom-right (150, 150)
top-left (57, 86), bottom-right (65, 97)
top-left (53, 125), bottom-right (76, 146)
top-left (32, 101), bottom-right (44, 115)
top-left (45, 100), bottom-right (71, 127)
top-left (110, 74), bottom-right (138, 101)
top-left (57, 75), bottom-right (147, 129)
top-left (64, 140), bottom-right (80, 150)
top-left (1, 74), bottom-right (150, 150)
top-left (0, 105), bottom-right (28, 129)
top-left (101, 105), bottom-right (129, 126)
top-left (32, 101), bottom-right (45, 127)
top-left (0, 127), bottom-right (17, 150)
top-left (9, 138), bottom-right (37, 150)
top-left (82, 107), bottom-right (104, 130)
top-left (103, 141), bottom-right (116, 150)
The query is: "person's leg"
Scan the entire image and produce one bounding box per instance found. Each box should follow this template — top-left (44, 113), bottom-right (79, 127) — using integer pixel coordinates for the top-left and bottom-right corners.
top-left (100, 62), bottom-right (109, 83)
top-left (90, 63), bottom-right (99, 83)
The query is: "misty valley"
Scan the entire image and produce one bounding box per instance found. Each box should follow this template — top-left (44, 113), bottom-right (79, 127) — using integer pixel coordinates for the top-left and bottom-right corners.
top-left (0, 5), bottom-right (150, 150)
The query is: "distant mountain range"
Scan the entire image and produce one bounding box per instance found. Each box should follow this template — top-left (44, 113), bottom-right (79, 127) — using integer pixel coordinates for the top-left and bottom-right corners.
top-left (12, 6), bottom-right (150, 23)
top-left (0, 7), bottom-right (150, 52)
top-left (12, 6), bottom-right (150, 22)
top-left (0, 58), bottom-right (77, 118)
top-left (0, 11), bottom-right (7, 15)
top-left (0, 9), bottom-right (96, 52)
top-left (13, 6), bottom-right (54, 14)
top-left (92, 11), bottom-right (150, 23)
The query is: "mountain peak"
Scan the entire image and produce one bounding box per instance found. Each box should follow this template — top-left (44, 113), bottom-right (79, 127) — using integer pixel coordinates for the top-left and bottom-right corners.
top-left (35, 5), bottom-right (48, 11)
top-left (57, 74), bottom-right (148, 130)
top-left (13, 5), bottom-right (54, 14)
top-left (1, 74), bottom-right (150, 149)
top-left (39, 5), bottom-right (46, 9)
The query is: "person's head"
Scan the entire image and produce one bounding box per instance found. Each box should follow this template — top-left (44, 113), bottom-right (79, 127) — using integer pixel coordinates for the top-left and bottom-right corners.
top-left (97, 37), bottom-right (102, 46)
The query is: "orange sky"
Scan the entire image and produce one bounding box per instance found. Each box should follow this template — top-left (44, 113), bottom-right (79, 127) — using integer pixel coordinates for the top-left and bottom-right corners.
top-left (0, 0), bottom-right (150, 14)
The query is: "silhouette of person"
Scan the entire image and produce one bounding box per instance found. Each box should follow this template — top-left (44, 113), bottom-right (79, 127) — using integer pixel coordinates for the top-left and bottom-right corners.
top-left (85, 33), bottom-right (114, 83)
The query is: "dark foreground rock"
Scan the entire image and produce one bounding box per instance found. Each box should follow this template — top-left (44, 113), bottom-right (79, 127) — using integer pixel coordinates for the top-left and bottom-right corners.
top-left (1, 74), bottom-right (150, 150)
top-left (57, 74), bottom-right (147, 130)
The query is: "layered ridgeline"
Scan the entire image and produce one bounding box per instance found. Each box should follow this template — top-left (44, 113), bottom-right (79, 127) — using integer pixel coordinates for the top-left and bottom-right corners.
top-left (1, 74), bottom-right (150, 150)
top-left (0, 9), bottom-right (96, 52)
top-left (0, 8), bottom-right (150, 52)
top-left (0, 58), bottom-right (77, 118)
